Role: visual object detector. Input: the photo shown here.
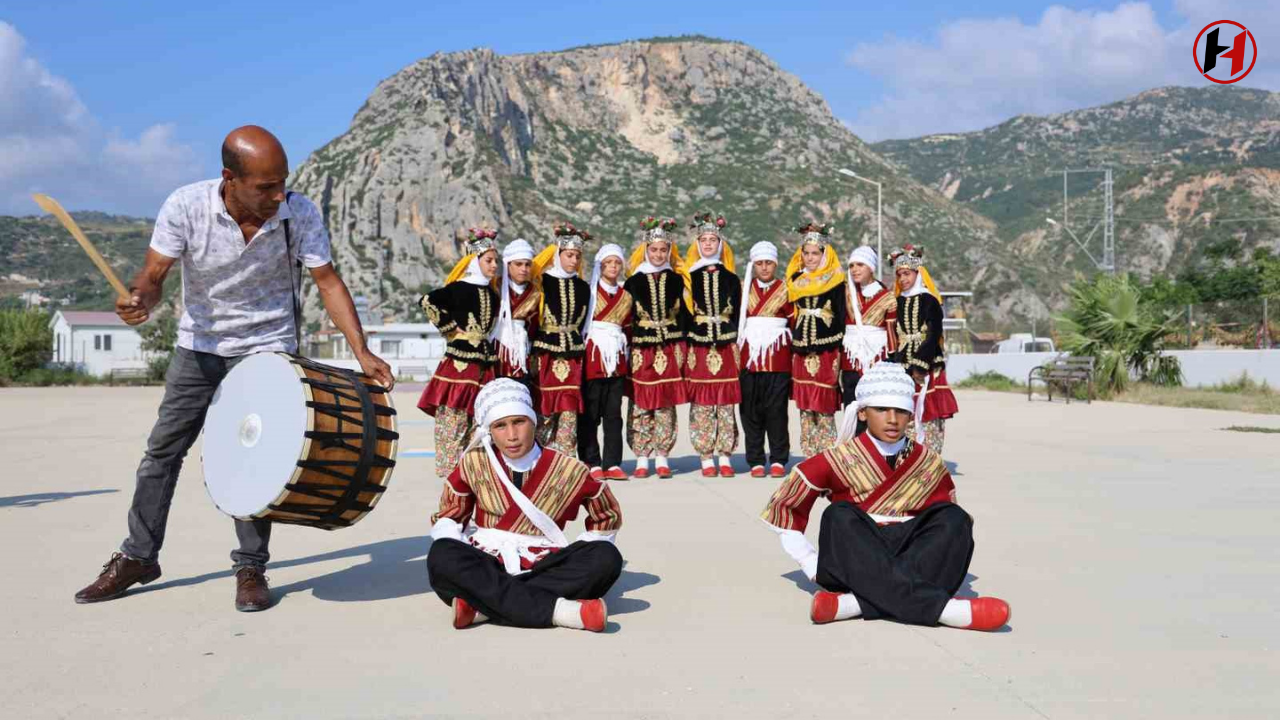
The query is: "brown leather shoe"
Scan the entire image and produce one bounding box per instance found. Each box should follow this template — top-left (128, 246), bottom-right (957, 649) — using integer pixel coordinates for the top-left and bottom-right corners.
top-left (74, 552), bottom-right (162, 604)
top-left (234, 566), bottom-right (272, 612)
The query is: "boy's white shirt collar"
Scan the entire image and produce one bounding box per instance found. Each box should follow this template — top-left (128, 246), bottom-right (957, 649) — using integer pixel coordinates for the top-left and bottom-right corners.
top-left (867, 433), bottom-right (906, 458)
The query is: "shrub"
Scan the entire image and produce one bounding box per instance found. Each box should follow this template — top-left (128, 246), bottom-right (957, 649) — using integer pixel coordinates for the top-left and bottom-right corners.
top-left (0, 310), bottom-right (53, 381)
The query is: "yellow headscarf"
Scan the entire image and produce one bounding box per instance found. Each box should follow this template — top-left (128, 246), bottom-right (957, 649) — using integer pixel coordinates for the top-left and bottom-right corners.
top-left (894, 264), bottom-right (942, 302)
top-left (785, 244), bottom-right (845, 302)
top-left (627, 238), bottom-right (683, 276)
top-left (444, 251), bottom-right (499, 289)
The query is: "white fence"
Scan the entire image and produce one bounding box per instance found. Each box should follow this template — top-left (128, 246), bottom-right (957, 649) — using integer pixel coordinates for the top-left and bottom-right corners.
top-left (948, 350), bottom-right (1280, 388)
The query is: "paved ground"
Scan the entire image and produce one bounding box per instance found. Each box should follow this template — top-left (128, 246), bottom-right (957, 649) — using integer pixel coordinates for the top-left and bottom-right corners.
top-left (2, 387), bottom-right (1278, 719)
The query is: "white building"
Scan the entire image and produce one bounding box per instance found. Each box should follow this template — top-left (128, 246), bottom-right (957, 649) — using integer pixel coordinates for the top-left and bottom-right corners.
top-left (48, 311), bottom-right (148, 377)
top-left (310, 322), bottom-right (446, 380)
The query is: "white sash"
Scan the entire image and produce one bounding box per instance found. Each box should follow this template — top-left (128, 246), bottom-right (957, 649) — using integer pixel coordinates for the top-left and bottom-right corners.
top-left (742, 316), bottom-right (790, 370)
top-left (495, 319), bottom-right (529, 373)
top-left (844, 286), bottom-right (888, 371)
top-left (913, 374), bottom-right (930, 443)
top-left (586, 320), bottom-right (627, 377)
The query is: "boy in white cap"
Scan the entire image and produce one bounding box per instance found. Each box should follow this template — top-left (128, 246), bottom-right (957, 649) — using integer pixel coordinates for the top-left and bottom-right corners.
top-left (841, 244), bottom-right (897, 410)
top-left (426, 378), bottom-right (624, 632)
top-left (579, 243), bottom-right (633, 480)
top-left (491, 238), bottom-right (540, 389)
top-left (760, 362), bottom-right (1010, 631)
top-left (737, 240), bottom-right (793, 478)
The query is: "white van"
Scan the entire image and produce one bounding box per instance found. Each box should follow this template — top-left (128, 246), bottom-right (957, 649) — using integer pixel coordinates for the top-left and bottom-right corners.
top-left (993, 333), bottom-right (1056, 354)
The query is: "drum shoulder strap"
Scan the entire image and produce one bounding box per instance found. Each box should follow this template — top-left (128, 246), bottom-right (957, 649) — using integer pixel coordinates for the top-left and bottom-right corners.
top-left (283, 191), bottom-right (302, 351)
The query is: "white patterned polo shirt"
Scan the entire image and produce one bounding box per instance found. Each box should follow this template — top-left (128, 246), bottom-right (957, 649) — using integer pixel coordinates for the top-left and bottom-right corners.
top-left (149, 179), bottom-right (332, 356)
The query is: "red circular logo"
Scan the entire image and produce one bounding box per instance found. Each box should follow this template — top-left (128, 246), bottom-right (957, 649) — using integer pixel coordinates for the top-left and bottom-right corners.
top-left (1193, 20), bottom-right (1258, 84)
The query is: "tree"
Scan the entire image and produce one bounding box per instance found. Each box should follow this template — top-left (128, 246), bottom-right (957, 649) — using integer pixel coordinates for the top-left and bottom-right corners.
top-left (138, 314), bottom-right (178, 381)
top-left (0, 310), bottom-right (54, 381)
top-left (1056, 274), bottom-right (1183, 395)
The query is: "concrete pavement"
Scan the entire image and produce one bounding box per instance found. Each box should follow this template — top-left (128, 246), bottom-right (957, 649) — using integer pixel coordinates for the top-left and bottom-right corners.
top-left (2, 387), bottom-right (1278, 718)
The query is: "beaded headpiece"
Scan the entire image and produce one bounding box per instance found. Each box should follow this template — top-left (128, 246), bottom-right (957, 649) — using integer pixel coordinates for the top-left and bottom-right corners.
top-left (794, 222), bottom-right (834, 248)
top-left (553, 221), bottom-right (590, 250)
top-left (889, 244), bottom-right (925, 270)
top-left (465, 227), bottom-right (498, 255)
top-left (640, 216), bottom-right (679, 244)
top-left (690, 212), bottom-right (727, 238)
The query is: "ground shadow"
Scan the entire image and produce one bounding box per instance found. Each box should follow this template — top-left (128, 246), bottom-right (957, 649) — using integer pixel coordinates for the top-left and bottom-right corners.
top-left (782, 569), bottom-right (819, 594)
top-left (1, 489), bottom-right (118, 509)
top-left (946, 461), bottom-right (962, 476)
top-left (606, 564), bottom-right (660, 616)
top-left (138, 535), bottom-right (434, 604)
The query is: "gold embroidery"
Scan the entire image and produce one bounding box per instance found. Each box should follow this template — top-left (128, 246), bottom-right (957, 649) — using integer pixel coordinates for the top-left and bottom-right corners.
top-left (631, 348), bottom-right (643, 369)
top-left (804, 354), bottom-right (821, 377)
top-left (687, 347), bottom-right (698, 370)
top-left (706, 349), bottom-right (723, 375)
top-left (673, 343), bottom-right (684, 371)
top-left (552, 358), bottom-right (571, 383)
top-left (654, 347), bottom-right (669, 375)
top-left (452, 359), bottom-right (468, 373)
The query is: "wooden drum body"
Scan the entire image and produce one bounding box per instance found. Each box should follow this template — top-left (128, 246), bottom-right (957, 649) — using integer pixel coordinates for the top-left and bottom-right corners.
top-left (203, 353), bottom-right (398, 530)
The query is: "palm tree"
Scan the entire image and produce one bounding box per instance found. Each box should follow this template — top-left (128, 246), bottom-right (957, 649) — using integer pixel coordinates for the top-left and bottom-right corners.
top-left (1055, 274), bottom-right (1183, 395)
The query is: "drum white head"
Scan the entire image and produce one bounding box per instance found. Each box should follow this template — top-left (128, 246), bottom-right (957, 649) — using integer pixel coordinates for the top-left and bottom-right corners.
top-left (203, 353), bottom-right (309, 518)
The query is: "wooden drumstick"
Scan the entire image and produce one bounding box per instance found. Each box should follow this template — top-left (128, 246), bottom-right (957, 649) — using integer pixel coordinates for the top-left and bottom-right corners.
top-left (31, 193), bottom-right (131, 300)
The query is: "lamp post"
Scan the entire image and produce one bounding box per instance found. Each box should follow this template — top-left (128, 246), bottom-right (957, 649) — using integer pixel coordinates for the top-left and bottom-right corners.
top-left (837, 168), bottom-right (882, 281)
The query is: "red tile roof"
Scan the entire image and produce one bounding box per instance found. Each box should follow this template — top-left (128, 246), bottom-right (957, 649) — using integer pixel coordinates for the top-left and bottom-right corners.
top-left (59, 311), bottom-right (127, 327)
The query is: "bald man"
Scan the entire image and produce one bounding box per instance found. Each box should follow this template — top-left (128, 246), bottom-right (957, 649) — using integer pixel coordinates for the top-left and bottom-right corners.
top-left (74, 126), bottom-right (394, 612)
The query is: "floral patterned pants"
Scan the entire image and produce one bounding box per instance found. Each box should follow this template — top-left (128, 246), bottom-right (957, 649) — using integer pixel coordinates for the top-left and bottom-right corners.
top-left (690, 404), bottom-right (738, 459)
top-left (537, 411), bottom-right (578, 456)
top-left (434, 406), bottom-right (475, 478)
top-left (627, 405), bottom-right (678, 457)
top-left (911, 419), bottom-right (946, 455)
top-left (799, 410), bottom-right (836, 458)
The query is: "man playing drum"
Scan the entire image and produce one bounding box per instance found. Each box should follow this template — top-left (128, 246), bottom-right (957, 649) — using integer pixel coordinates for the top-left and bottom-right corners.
top-left (74, 126), bottom-right (394, 612)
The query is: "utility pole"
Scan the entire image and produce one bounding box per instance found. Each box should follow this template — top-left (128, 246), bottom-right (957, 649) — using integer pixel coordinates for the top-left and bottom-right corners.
top-left (1046, 167), bottom-right (1116, 274)
top-left (837, 169), bottom-right (883, 281)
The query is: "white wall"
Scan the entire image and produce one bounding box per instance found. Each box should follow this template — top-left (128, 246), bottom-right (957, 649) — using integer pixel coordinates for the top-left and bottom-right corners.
top-left (318, 357), bottom-right (442, 381)
top-left (49, 316), bottom-right (147, 377)
top-left (948, 350), bottom-right (1280, 388)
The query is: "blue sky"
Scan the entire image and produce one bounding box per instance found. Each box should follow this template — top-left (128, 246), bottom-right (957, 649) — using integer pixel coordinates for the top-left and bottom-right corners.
top-left (2, 0), bottom-right (1275, 215)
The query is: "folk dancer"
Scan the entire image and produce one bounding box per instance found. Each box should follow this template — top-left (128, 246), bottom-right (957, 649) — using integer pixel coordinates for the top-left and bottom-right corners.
top-left (890, 245), bottom-right (958, 454)
top-left (490, 238), bottom-right (540, 391)
top-left (530, 224), bottom-right (590, 455)
top-left (682, 213), bottom-right (741, 477)
top-left (737, 241), bottom-right (793, 478)
top-left (761, 362), bottom-right (1010, 631)
top-left (838, 245), bottom-right (897, 439)
top-left (624, 217), bottom-right (690, 478)
top-left (786, 223), bottom-right (846, 457)
top-left (417, 227), bottom-right (501, 476)
top-left (73, 126), bottom-right (393, 612)
top-left (427, 379), bottom-right (624, 632)
top-left (578, 244), bottom-right (634, 481)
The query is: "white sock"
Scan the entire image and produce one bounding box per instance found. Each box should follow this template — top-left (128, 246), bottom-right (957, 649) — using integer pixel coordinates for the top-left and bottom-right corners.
top-left (474, 610), bottom-right (490, 624)
top-left (938, 599), bottom-right (973, 628)
top-left (835, 593), bottom-right (863, 621)
top-left (701, 457), bottom-right (716, 470)
top-left (635, 456), bottom-right (650, 472)
top-left (655, 456), bottom-right (670, 470)
top-left (552, 598), bottom-right (585, 629)
top-left (590, 466), bottom-right (603, 474)
top-left (718, 455), bottom-right (732, 469)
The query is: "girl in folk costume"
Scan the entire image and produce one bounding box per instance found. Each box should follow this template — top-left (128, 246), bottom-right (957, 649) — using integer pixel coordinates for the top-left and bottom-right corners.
top-left (418, 227), bottom-right (502, 477)
top-left (578, 244), bottom-right (634, 482)
top-left (530, 223), bottom-right (591, 455)
top-left (737, 241), bottom-right (793, 478)
top-left (623, 216), bottom-right (689, 479)
top-left (490, 239), bottom-right (540, 389)
top-left (841, 245), bottom-right (898, 409)
top-left (786, 222), bottom-right (847, 458)
top-left (889, 245), bottom-right (959, 454)
top-left (682, 212), bottom-right (742, 478)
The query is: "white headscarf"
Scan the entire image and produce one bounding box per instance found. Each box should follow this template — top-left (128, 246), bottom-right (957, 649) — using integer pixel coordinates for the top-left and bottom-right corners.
top-left (634, 238), bottom-right (674, 275)
top-left (490, 239), bottom-right (535, 371)
top-left (736, 240), bottom-right (790, 369)
top-left (584, 243), bottom-right (628, 377)
top-left (544, 240), bottom-right (580, 280)
top-left (900, 272), bottom-right (927, 297)
top-left (749, 241), bottom-right (778, 264)
top-left (738, 241), bottom-right (780, 342)
top-left (460, 254), bottom-right (491, 286)
top-left (688, 236), bottom-right (725, 273)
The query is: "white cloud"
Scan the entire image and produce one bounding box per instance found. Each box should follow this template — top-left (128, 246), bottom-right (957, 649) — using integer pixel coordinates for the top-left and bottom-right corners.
top-left (846, 1), bottom-right (1280, 141)
top-left (0, 22), bottom-right (202, 216)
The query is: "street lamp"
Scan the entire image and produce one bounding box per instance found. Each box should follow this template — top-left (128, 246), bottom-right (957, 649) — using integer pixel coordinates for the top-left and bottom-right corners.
top-left (837, 168), bottom-right (882, 281)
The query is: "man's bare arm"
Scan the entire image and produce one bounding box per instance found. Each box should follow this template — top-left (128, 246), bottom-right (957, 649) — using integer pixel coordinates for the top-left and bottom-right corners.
top-left (310, 263), bottom-right (395, 389)
top-left (116, 249), bottom-right (177, 326)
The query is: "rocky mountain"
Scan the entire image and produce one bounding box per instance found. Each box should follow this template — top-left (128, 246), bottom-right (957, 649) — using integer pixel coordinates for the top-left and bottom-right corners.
top-left (289, 36), bottom-right (1025, 327)
top-left (873, 86), bottom-right (1280, 310)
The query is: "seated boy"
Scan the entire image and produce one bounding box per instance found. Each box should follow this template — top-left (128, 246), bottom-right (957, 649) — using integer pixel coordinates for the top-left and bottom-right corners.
top-left (426, 378), bottom-right (624, 632)
top-left (760, 362), bottom-right (1010, 630)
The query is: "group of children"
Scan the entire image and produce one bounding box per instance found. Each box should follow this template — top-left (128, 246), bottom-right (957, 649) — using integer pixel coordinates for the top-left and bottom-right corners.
top-left (418, 215), bottom-right (1006, 636)
top-left (417, 214), bottom-right (959, 482)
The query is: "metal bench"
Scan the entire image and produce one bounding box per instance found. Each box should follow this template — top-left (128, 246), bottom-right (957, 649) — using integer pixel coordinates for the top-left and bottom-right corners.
top-left (397, 364), bottom-right (430, 381)
top-left (1027, 355), bottom-right (1095, 404)
top-left (108, 367), bottom-right (150, 385)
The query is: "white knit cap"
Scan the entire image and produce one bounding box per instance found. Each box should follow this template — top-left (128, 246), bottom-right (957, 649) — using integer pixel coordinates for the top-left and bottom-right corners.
top-left (848, 245), bottom-right (878, 273)
top-left (503, 239), bottom-right (534, 263)
top-left (473, 378), bottom-right (537, 432)
top-left (855, 362), bottom-right (915, 412)
top-left (749, 241), bottom-right (778, 263)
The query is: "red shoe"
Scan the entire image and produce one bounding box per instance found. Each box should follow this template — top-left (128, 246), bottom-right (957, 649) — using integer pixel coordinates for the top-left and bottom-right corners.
top-left (770, 463), bottom-right (787, 477)
top-left (452, 597), bottom-right (479, 629)
top-left (606, 467), bottom-right (628, 481)
top-left (750, 466), bottom-right (766, 478)
top-left (589, 467), bottom-right (605, 481)
top-left (964, 597), bottom-right (1011, 631)
top-left (810, 590), bottom-right (841, 624)
top-left (701, 467), bottom-right (716, 478)
top-left (633, 467), bottom-right (650, 479)
top-left (656, 466), bottom-right (672, 478)
top-left (580, 598), bottom-right (608, 632)
top-left (718, 465), bottom-right (734, 478)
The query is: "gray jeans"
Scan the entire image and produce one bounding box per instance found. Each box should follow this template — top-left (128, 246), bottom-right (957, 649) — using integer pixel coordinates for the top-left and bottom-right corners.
top-left (121, 347), bottom-right (271, 568)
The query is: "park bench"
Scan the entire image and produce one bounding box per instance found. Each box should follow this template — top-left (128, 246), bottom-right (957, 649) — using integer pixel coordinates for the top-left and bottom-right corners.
top-left (397, 364), bottom-right (430, 381)
top-left (1027, 355), bottom-right (1095, 404)
top-left (107, 367), bottom-right (149, 385)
